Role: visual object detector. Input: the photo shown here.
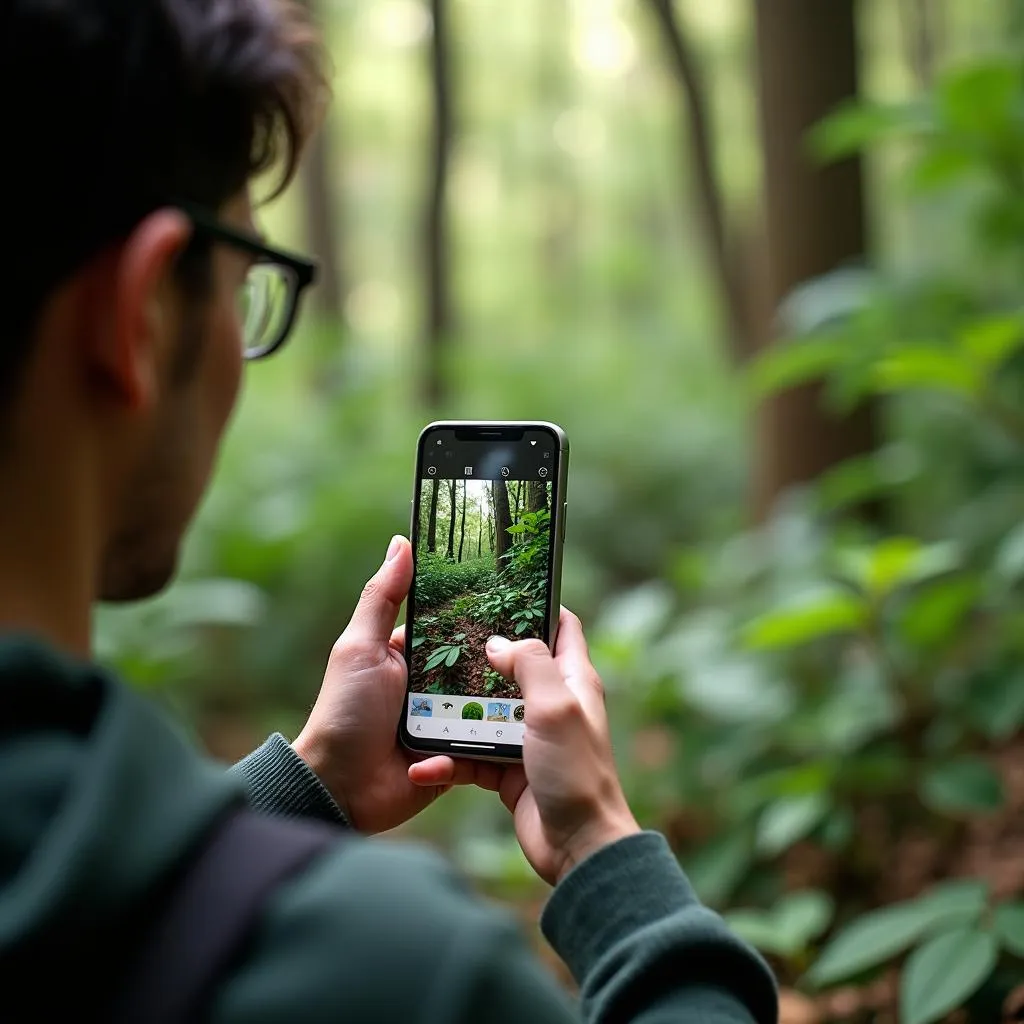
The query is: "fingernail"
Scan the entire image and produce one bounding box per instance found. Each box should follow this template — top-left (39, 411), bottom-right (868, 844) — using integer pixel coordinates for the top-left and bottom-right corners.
top-left (385, 536), bottom-right (403, 563)
top-left (486, 636), bottom-right (511, 653)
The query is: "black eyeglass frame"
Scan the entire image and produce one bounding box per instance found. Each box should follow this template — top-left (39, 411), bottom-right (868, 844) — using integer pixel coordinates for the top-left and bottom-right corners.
top-left (173, 201), bottom-right (319, 361)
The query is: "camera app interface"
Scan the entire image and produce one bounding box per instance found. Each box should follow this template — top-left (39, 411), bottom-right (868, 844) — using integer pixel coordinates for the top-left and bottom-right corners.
top-left (407, 430), bottom-right (556, 746)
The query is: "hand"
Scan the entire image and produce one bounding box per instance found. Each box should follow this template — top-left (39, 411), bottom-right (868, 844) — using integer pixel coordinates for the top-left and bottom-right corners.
top-left (292, 536), bottom-right (479, 834)
top-left (409, 609), bottom-right (641, 886)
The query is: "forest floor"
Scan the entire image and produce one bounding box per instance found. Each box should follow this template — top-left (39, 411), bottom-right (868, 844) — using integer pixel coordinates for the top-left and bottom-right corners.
top-left (412, 599), bottom-right (523, 700)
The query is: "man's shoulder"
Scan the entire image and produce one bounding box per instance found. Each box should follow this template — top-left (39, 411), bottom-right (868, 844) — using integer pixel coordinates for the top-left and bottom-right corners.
top-left (209, 834), bottom-right (523, 1023)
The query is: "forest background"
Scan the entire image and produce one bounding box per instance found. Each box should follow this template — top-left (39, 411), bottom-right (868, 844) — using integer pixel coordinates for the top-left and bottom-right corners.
top-left (97, 1), bottom-right (1024, 1020)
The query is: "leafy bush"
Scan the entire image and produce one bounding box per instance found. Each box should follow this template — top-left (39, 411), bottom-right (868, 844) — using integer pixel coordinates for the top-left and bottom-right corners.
top-left (414, 555), bottom-right (496, 608)
top-left (591, 54), bottom-right (1024, 1024)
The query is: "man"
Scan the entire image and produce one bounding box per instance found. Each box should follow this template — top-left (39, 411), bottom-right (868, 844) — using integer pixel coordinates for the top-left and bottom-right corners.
top-left (0, 1), bottom-right (778, 1021)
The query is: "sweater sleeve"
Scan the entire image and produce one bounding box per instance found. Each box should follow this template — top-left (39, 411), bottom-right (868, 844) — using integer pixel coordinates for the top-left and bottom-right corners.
top-left (210, 829), bottom-right (777, 1024)
top-left (539, 831), bottom-right (778, 1024)
top-left (228, 732), bottom-right (349, 827)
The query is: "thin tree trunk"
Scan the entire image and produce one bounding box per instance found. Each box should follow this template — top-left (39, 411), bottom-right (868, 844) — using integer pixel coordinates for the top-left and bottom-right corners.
top-left (299, 129), bottom-right (345, 322)
top-left (899, 0), bottom-right (940, 91)
top-left (647, 0), bottom-right (752, 361)
top-left (458, 479), bottom-right (467, 562)
top-left (527, 479), bottom-right (547, 514)
top-left (477, 495), bottom-right (483, 556)
top-left (296, 0), bottom-right (344, 327)
top-left (493, 480), bottom-right (513, 565)
top-left (445, 478), bottom-right (456, 559)
top-left (752, 0), bottom-right (878, 520)
top-left (422, 0), bottom-right (454, 407)
top-left (426, 478), bottom-right (439, 553)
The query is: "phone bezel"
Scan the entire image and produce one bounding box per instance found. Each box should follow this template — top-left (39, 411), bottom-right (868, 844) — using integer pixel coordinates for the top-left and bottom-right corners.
top-left (400, 420), bottom-right (569, 763)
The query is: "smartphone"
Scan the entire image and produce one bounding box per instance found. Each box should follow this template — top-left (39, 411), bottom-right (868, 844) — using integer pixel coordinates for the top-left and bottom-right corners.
top-left (400, 421), bottom-right (569, 762)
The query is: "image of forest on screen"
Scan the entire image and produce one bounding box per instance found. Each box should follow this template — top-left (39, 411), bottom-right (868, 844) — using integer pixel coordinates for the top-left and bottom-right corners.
top-left (411, 478), bottom-right (552, 699)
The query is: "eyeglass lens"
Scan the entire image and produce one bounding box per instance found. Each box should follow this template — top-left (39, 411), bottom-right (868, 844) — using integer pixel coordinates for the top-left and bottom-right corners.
top-left (238, 263), bottom-right (297, 357)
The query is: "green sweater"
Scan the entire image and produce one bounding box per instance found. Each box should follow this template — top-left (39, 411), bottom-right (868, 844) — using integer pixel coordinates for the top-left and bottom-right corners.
top-left (0, 636), bottom-right (778, 1022)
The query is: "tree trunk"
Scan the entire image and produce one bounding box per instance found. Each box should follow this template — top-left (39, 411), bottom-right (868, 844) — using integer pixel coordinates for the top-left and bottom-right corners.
top-left (445, 478), bottom-right (456, 559)
top-left (492, 480), bottom-right (513, 565)
top-left (299, 128), bottom-right (345, 323)
top-left (752, 0), bottom-right (878, 520)
top-left (527, 479), bottom-right (547, 514)
top-left (457, 479), bottom-right (467, 562)
top-left (421, 0), bottom-right (454, 408)
top-left (426, 478), bottom-right (439, 553)
top-left (296, 0), bottom-right (344, 326)
top-left (647, 0), bottom-right (752, 361)
top-left (477, 495), bottom-right (483, 556)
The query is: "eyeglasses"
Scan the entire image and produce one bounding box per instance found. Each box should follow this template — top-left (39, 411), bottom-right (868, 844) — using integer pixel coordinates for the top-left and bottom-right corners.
top-left (176, 203), bottom-right (318, 360)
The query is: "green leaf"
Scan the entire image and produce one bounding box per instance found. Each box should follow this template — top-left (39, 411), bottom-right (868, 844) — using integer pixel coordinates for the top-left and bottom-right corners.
top-left (775, 890), bottom-right (836, 950)
top-left (959, 316), bottom-right (1024, 370)
top-left (967, 671), bottom-right (1024, 742)
top-left (452, 633), bottom-right (467, 642)
top-left (907, 143), bottom-right (980, 192)
top-left (871, 348), bottom-right (981, 397)
top-left (724, 909), bottom-right (792, 955)
top-left (921, 758), bottom-right (1004, 815)
top-left (900, 927), bottom-right (997, 1024)
top-left (918, 879), bottom-right (990, 921)
top-left (424, 648), bottom-right (451, 671)
top-left (996, 523), bottom-right (1024, 584)
top-left (411, 637), bottom-right (426, 649)
top-left (725, 891), bottom-right (834, 958)
top-left (686, 831), bottom-right (753, 908)
top-left (898, 576), bottom-right (980, 650)
top-left (809, 99), bottom-right (922, 161)
top-left (444, 647), bottom-right (462, 667)
top-left (514, 620), bottom-right (530, 634)
top-left (995, 902), bottom-right (1024, 956)
top-left (806, 883), bottom-right (987, 988)
top-left (939, 62), bottom-right (1019, 138)
top-left (749, 336), bottom-right (847, 395)
top-left (743, 587), bottom-right (867, 650)
top-left (837, 538), bottom-right (959, 600)
top-left (506, 524), bottom-right (526, 535)
top-left (757, 793), bottom-right (830, 857)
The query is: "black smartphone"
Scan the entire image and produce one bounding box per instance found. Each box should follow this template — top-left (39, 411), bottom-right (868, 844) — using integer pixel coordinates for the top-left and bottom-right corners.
top-left (400, 421), bottom-right (569, 762)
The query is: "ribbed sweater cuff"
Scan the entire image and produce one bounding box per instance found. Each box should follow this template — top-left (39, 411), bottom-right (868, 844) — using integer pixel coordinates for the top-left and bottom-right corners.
top-left (230, 732), bottom-right (349, 827)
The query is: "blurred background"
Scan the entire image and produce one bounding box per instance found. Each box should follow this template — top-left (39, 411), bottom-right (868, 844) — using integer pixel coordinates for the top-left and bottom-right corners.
top-left (98, 1), bottom-right (1024, 1019)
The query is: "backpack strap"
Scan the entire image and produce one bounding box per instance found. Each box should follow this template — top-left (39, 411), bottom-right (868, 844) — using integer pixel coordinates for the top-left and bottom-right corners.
top-left (111, 808), bottom-right (344, 1024)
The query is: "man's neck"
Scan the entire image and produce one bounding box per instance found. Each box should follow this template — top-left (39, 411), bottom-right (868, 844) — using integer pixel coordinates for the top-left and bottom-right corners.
top-left (0, 462), bottom-right (97, 659)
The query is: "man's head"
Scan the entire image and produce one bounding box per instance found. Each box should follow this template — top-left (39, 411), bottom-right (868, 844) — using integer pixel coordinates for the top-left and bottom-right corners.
top-left (1, 0), bottom-right (326, 609)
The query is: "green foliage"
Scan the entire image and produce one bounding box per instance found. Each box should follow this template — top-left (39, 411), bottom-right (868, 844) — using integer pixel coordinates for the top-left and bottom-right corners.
top-left (725, 890), bottom-right (834, 959)
top-left (470, 508), bottom-right (552, 637)
top-left (587, 48), bottom-right (1024, 1021)
top-left (424, 634), bottom-right (468, 672)
top-left (415, 555), bottom-right (496, 609)
top-left (900, 928), bottom-right (999, 1024)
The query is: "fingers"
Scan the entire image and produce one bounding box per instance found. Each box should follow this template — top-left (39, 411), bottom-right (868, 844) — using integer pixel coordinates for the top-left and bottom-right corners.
top-left (485, 637), bottom-right (559, 698)
top-left (342, 537), bottom-right (413, 645)
top-left (390, 625), bottom-right (405, 652)
top-left (486, 636), bottom-right (574, 724)
top-left (498, 764), bottom-right (528, 816)
top-left (553, 608), bottom-right (590, 674)
top-left (408, 756), bottom-right (504, 793)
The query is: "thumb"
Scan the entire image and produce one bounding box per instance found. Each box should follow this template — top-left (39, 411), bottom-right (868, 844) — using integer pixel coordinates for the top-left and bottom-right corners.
top-left (343, 536), bottom-right (413, 644)
top-left (486, 636), bottom-right (564, 705)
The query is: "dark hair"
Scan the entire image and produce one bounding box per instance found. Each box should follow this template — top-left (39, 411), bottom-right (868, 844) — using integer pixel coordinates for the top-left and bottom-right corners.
top-left (1, 0), bottom-right (327, 400)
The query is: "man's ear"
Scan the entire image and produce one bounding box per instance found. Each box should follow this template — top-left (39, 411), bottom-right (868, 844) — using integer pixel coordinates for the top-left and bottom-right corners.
top-left (89, 209), bottom-right (194, 413)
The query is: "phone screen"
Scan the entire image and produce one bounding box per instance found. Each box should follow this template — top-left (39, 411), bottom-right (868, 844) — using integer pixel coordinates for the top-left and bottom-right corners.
top-left (403, 424), bottom-right (565, 758)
